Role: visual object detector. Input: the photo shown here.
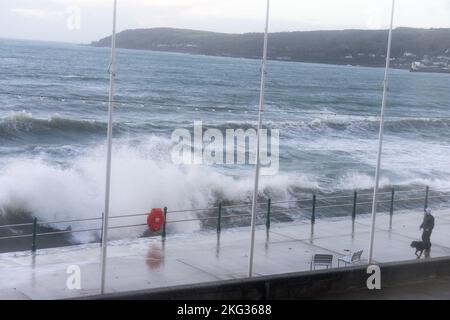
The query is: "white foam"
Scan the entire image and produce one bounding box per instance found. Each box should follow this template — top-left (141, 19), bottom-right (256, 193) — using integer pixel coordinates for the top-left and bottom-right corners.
top-left (0, 136), bottom-right (304, 243)
top-left (1, 129), bottom-right (449, 244)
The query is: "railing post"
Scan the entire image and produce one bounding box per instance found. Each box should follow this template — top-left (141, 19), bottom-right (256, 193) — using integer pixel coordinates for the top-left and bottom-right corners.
top-left (217, 203), bottom-right (222, 234)
top-left (31, 217), bottom-right (37, 253)
top-left (424, 186), bottom-right (429, 211)
top-left (266, 198), bottom-right (271, 230)
top-left (352, 191), bottom-right (357, 235)
top-left (310, 194), bottom-right (316, 239)
top-left (389, 188), bottom-right (395, 230)
top-left (100, 212), bottom-right (104, 245)
top-left (162, 207), bottom-right (167, 240)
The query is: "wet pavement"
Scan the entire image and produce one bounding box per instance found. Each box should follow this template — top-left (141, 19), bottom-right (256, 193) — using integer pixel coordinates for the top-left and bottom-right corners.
top-left (1, 208), bottom-right (450, 300)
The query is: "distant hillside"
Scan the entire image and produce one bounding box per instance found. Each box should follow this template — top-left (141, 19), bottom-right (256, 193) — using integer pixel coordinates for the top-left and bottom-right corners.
top-left (91, 27), bottom-right (450, 68)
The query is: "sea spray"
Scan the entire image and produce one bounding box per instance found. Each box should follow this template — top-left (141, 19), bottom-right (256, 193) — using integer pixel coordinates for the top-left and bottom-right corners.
top-left (0, 138), bottom-right (307, 243)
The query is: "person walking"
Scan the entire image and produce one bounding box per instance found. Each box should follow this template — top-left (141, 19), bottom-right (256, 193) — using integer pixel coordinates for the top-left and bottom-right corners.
top-left (420, 208), bottom-right (435, 257)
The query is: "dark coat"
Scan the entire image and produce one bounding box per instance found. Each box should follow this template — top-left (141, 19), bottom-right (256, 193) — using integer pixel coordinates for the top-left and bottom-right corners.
top-left (420, 214), bottom-right (435, 232)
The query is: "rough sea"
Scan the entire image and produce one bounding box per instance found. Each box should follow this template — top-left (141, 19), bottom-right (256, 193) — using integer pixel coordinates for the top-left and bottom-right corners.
top-left (1, 38), bottom-right (450, 250)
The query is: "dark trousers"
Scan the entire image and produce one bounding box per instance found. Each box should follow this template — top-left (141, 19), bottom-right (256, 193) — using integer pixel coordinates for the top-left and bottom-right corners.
top-left (422, 230), bottom-right (432, 248)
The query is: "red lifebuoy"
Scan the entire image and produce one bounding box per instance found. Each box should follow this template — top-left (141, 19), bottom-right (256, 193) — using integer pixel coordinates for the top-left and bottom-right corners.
top-left (147, 208), bottom-right (165, 232)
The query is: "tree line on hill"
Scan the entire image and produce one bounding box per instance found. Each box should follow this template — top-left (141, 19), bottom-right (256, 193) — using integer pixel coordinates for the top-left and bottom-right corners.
top-left (91, 27), bottom-right (450, 68)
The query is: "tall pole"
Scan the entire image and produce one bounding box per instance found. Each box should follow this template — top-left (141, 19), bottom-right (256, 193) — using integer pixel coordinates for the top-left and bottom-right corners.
top-left (248, 0), bottom-right (270, 277)
top-left (368, 0), bottom-right (396, 264)
top-left (100, 0), bottom-right (117, 295)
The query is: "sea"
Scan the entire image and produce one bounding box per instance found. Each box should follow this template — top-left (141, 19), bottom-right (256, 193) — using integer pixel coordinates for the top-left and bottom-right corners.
top-left (1, 38), bottom-right (450, 250)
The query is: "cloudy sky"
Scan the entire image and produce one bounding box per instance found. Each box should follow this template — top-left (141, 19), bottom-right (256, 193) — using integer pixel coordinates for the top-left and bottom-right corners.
top-left (1, 0), bottom-right (450, 43)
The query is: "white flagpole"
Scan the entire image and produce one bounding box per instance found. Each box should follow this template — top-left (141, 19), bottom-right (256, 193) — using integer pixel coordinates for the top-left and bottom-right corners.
top-left (368, 0), bottom-right (396, 264)
top-left (248, 0), bottom-right (270, 277)
top-left (100, 0), bottom-right (118, 295)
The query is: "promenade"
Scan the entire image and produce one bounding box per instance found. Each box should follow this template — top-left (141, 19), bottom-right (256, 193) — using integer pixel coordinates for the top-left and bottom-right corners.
top-left (1, 208), bottom-right (450, 300)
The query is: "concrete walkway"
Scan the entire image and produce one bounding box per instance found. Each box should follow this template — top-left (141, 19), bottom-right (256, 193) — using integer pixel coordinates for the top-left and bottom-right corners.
top-left (1, 208), bottom-right (450, 300)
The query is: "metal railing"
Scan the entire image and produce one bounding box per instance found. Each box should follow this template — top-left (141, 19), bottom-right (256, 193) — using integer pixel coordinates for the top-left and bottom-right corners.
top-left (0, 186), bottom-right (449, 254)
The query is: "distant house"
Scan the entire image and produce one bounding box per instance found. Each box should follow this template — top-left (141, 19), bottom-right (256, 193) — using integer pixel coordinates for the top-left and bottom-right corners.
top-left (423, 55), bottom-right (432, 64)
top-left (436, 56), bottom-right (450, 62)
top-left (403, 52), bottom-right (416, 58)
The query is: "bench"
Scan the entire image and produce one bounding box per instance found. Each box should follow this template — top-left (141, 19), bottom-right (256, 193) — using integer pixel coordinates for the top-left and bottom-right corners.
top-left (310, 254), bottom-right (333, 270)
top-left (338, 250), bottom-right (363, 267)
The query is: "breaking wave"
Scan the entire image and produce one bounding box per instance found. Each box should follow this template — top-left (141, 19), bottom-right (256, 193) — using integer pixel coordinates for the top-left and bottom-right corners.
top-left (1, 133), bottom-right (449, 245)
top-left (2, 112), bottom-right (450, 143)
top-left (0, 137), bottom-right (317, 243)
top-left (0, 112), bottom-right (108, 140)
top-left (265, 116), bottom-right (450, 137)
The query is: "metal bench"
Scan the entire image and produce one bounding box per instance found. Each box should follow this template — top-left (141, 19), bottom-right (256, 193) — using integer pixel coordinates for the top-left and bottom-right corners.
top-left (310, 254), bottom-right (333, 270)
top-left (338, 250), bottom-right (363, 267)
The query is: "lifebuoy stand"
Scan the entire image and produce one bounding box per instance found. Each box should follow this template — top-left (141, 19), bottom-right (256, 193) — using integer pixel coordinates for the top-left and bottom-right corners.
top-left (147, 208), bottom-right (165, 232)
